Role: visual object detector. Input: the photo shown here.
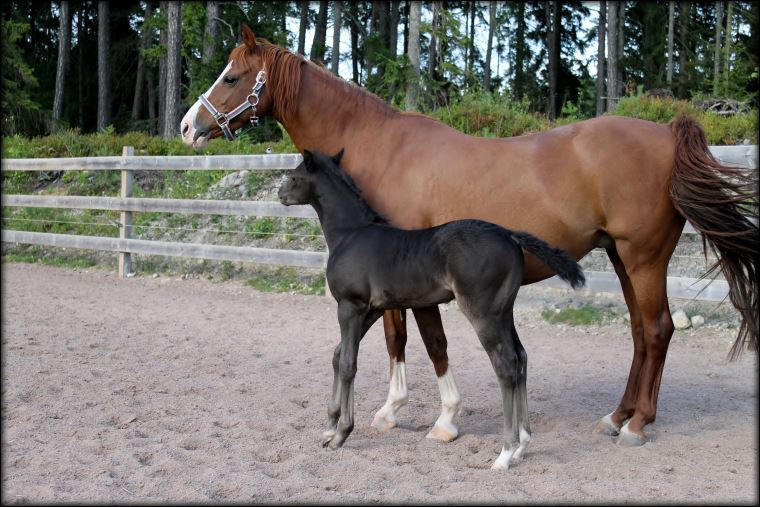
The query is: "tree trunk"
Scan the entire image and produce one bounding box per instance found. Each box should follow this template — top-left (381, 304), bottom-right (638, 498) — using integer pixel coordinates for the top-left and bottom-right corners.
top-left (97, 1), bottom-right (110, 131)
top-left (310, 0), bottom-right (328, 63)
top-left (132, 2), bottom-right (152, 122)
top-left (203, 1), bottom-right (220, 65)
top-left (483, 1), bottom-right (496, 92)
top-left (606, 0), bottom-right (618, 110)
top-left (514, 2), bottom-right (526, 101)
top-left (77, 4), bottom-right (84, 128)
top-left (53, 0), bottom-right (71, 129)
top-left (678, 1), bottom-right (689, 97)
top-left (547, 1), bottom-right (560, 119)
top-left (349, 1), bottom-right (359, 83)
top-left (405, 0), bottom-right (420, 111)
top-left (667, 1), bottom-right (674, 84)
top-left (616, 1), bottom-right (624, 99)
top-left (331, 1), bottom-right (342, 74)
top-left (713, 1), bottom-right (723, 96)
top-left (389, 0), bottom-right (399, 59)
top-left (158, 2), bottom-right (168, 134)
top-left (163, 2), bottom-right (182, 139)
top-left (723, 1), bottom-right (733, 88)
top-left (428, 1), bottom-right (439, 80)
top-left (596, 0), bottom-right (606, 116)
top-left (298, 1), bottom-right (309, 56)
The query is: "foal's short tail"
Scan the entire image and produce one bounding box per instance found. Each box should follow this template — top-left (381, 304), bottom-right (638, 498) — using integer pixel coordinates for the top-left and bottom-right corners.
top-left (510, 231), bottom-right (586, 289)
top-left (669, 115), bottom-right (759, 360)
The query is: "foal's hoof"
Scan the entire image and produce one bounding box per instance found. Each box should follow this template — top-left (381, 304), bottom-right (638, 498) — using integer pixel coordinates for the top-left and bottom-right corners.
top-left (616, 423), bottom-right (647, 447)
top-left (490, 447), bottom-right (515, 471)
top-left (426, 422), bottom-right (459, 442)
top-left (371, 412), bottom-right (397, 432)
top-left (327, 433), bottom-right (347, 450)
top-left (321, 429), bottom-right (336, 447)
top-left (593, 412), bottom-right (621, 436)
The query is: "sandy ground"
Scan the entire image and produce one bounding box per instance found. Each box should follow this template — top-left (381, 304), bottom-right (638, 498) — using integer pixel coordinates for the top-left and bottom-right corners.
top-left (2, 262), bottom-right (757, 504)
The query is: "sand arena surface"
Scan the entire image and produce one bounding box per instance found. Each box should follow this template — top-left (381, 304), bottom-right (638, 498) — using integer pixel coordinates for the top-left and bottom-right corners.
top-left (1, 262), bottom-right (757, 503)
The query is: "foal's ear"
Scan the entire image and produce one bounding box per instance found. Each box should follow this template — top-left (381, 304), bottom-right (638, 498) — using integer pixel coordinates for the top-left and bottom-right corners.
top-left (303, 150), bottom-right (315, 172)
top-left (241, 23), bottom-right (257, 52)
top-left (332, 148), bottom-right (345, 166)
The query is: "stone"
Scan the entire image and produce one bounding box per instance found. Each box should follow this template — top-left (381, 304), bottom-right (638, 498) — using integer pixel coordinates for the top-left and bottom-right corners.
top-left (672, 310), bottom-right (691, 330)
top-left (691, 315), bottom-right (705, 329)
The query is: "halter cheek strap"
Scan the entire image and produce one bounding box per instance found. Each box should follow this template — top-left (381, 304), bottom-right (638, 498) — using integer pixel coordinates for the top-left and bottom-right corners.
top-left (198, 69), bottom-right (267, 141)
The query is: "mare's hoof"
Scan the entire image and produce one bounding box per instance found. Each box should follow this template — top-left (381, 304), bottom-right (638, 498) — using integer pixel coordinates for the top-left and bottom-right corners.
top-left (616, 423), bottom-right (647, 447)
top-left (426, 423), bottom-right (459, 442)
top-left (371, 413), bottom-right (397, 431)
top-left (593, 412), bottom-right (621, 436)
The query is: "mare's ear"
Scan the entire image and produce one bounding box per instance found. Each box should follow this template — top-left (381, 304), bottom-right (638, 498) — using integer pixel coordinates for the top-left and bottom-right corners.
top-left (332, 148), bottom-right (345, 166)
top-left (303, 150), bottom-right (315, 172)
top-left (241, 24), bottom-right (257, 52)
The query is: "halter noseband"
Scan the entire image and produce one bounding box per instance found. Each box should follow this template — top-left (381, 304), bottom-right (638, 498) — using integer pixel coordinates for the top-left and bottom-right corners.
top-left (198, 69), bottom-right (267, 141)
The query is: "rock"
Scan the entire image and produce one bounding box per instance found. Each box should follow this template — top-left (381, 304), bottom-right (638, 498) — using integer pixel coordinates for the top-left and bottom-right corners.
top-left (152, 273), bottom-right (159, 279)
top-left (672, 310), bottom-right (691, 330)
top-left (691, 315), bottom-right (705, 329)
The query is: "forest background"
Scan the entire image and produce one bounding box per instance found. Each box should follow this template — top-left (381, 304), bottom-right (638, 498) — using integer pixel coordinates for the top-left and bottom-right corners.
top-left (1, 1), bottom-right (758, 285)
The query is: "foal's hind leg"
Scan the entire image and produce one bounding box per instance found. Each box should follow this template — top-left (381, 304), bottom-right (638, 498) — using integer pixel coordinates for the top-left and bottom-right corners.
top-left (462, 302), bottom-right (525, 470)
top-left (509, 323), bottom-right (532, 461)
top-left (372, 310), bottom-right (410, 431)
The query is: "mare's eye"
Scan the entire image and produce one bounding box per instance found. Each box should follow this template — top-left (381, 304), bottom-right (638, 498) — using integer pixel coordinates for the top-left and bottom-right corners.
top-left (223, 75), bottom-right (238, 85)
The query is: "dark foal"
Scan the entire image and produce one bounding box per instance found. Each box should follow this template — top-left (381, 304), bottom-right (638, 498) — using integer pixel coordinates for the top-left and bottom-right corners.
top-left (278, 149), bottom-right (585, 470)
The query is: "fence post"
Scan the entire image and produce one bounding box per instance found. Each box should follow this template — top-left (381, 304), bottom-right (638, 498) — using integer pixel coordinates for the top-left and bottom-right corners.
top-left (118, 146), bottom-right (135, 278)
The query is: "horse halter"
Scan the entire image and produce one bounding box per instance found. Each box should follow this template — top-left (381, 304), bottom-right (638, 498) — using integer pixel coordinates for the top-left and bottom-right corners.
top-left (198, 69), bottom-right (267, 141)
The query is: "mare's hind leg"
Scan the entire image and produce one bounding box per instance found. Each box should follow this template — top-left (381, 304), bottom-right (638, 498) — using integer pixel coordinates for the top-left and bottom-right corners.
top-left (371, 310), bottom-right (409, 431)
top-left (616, 263), bottom-right (674, 446)
top-left (594, 247), bottom-right (644, 436)
top-left (598, 227), bottom-right (680, 446)
top-left (413, 306), bottom-right (462, 442)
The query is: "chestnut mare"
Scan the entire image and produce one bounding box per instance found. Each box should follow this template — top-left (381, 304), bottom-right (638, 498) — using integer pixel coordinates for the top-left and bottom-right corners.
top-left (180, 25), bottom-right (758, 448)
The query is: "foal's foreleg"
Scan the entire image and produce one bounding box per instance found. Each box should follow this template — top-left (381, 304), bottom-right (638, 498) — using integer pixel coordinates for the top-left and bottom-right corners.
top-left (325, 305), bottom-right (382, 449)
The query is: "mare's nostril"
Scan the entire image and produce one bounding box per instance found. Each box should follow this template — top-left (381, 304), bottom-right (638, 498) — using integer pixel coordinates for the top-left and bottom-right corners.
top-left (181, 122), bottom-right (189, 136)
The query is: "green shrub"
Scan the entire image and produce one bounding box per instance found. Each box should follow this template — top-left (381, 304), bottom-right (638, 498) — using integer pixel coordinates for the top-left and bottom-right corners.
top-left (610, 95), bottom-right (758, 145)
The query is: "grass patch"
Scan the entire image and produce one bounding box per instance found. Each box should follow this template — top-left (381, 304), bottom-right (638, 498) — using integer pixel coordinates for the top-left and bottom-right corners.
top-left (245, 266), bottom-right (325, 295)
top-left (2, 245), bottom-right (101, 269)
top-left (541, 305), bottom-right (617, 326)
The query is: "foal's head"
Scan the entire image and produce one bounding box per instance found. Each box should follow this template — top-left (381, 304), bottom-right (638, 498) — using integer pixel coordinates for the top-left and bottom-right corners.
top-left (278, 149), bottom-right (345, 206)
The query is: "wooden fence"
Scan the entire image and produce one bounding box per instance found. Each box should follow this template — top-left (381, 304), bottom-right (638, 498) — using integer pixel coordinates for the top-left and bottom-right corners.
top-left (1, 145), bottom-right (757, 302)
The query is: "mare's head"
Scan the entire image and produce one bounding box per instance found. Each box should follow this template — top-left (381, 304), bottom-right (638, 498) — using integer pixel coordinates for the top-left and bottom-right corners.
top-left (180, 24), bottom-right (303, 149)
top-left (278, 149), bottom-right (345, 206)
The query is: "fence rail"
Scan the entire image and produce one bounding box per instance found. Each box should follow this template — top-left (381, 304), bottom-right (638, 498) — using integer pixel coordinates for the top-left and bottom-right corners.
top-left (2, 145), bottom-right (757, 301)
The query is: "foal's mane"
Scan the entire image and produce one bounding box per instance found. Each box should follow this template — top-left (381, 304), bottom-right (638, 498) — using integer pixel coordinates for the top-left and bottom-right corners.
top-left (230, 38), bottom-right (397, 125)
top-left (318, 155), bottom-right (389, 225)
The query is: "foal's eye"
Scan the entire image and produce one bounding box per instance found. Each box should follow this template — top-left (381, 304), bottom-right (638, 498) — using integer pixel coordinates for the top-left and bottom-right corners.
top-left (223, 75), bottom-right (238, 85)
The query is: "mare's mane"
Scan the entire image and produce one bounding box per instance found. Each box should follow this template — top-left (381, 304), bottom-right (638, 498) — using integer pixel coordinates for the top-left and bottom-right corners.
top-left (316, 154), bottom-right (389, 225)
top-left (229, 38), bottom-right (400, 125)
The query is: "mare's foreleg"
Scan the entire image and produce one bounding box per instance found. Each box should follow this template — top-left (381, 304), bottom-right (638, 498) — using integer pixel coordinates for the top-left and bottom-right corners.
top-left (412, 306), bottom-right (462, 442)
top-left (372, 309), bottom-right (410, 431)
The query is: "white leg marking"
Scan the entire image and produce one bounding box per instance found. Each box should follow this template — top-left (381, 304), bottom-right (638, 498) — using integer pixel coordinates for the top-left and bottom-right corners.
top-left (426, 367), bottom-right (462, 442)
top-left (491, 446), bottom-right (516, 471)
top-left (371, 361), bottom-right (409, 431)
top-left (511, 427), bottom-right (532, 460)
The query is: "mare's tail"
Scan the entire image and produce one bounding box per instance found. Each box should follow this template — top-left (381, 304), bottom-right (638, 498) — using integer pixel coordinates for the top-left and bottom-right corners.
top-left (510, 231), bottom-right (586, 289)
top-left (669, 115), bottom-right (759, 360)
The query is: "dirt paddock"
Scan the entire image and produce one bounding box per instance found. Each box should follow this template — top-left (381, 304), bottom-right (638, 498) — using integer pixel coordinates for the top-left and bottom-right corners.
top-left (2, 263), bottom-right (757, 503)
